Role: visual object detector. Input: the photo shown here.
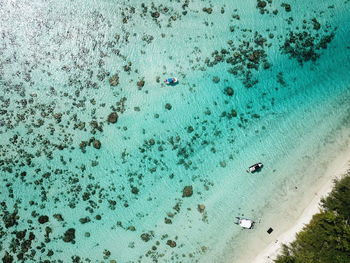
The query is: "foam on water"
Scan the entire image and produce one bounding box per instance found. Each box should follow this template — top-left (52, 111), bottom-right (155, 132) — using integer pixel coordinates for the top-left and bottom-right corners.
top-left (1, 0), bottom-right (350, 262)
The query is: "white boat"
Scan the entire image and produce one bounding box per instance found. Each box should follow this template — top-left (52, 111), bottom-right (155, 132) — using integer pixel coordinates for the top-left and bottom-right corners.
top-left (235, 217), bottom-right (255, 229)
top-left (164, 77), bottom-right (178, 85)
top-left (246, 162), bottom-right (263, 173)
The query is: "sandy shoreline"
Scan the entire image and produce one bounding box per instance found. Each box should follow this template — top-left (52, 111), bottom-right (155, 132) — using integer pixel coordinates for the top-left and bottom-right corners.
top-left (251, 151), bottom-right (350, 263)
top-left (226, 119), bottom-right (350, 263)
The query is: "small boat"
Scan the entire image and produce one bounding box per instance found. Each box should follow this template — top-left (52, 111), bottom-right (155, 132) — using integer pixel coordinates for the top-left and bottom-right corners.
top-left (164, 77), bottom-right (178, 85)
top-left (235, 217), bottom-right (255, 229)
top-left (246, 162), bottom-right (263, 173)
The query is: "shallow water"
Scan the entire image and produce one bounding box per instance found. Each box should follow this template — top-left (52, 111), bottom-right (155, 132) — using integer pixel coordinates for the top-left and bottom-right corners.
top-left (1, 0), bottom-right (350, 262)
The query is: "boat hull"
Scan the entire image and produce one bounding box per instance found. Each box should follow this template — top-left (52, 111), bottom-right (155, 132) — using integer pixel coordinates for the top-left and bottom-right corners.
top-left (165, 77), bottom-right (178, 85)
top-left (247, 162), bottom-right (263, 173)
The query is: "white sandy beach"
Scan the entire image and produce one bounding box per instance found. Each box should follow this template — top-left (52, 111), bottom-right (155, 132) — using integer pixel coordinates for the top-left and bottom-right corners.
top-left (246, 145), bottom-right (350, 263)
top-left (226, 121), bottom-right (350, 263)
top-left (251, 149), bottom-right (350, 263)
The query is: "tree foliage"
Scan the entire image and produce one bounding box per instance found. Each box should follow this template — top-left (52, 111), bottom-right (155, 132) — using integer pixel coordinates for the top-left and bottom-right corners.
top-left (321, 175), bottom-right (350, 220)
top-left (274, 174), bottom-right (350, 263)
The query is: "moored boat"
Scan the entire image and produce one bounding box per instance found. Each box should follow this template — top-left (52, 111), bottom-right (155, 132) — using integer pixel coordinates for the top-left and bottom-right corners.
top-left (235, 217), bottom-right (255, 229)
top-left (164, 77), bottom-right (178, 85)
top-left (246, 162), bottom-right (263, 173)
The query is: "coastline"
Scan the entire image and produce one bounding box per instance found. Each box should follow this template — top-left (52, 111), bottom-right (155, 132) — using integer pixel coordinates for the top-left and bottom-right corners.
top-left (251, 149), bottom-right (350, 263)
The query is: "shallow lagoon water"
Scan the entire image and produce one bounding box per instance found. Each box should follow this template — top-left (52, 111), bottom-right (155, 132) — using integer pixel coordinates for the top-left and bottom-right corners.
top-left (1, 0), bottom-right (350, 262)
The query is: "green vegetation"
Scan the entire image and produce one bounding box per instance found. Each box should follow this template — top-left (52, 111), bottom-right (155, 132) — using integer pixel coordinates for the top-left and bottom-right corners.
top-left (274, 174), bottom-right (350, 263)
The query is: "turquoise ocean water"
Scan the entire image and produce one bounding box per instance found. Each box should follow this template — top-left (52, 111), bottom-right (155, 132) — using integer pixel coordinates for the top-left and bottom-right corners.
top-left (1, 0), bottom-right (350, 262)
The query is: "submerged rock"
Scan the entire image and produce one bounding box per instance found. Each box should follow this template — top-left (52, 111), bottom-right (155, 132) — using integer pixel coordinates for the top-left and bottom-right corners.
top-left (212, 76), bottom-right (220, 83)
top-left (63, 228), bottom-right (75, 243)
top-left (166, 239), bottom-right (177, 247)
top-left (281, 3), bottom-right (291, 12)
top-left (127, 226), bottom-right (136, 231)
top-left (3, 212), bottom-right (19, 228)
top-left (2, 252), bottom-right (13, 263)
top-left (79, 217), bottom-right (91, 224)
top-left (93, 140), bottom-right (101, 149)
top-left (107, 112), bottom-right (118, 123)
top-left (165, 103), bottom-right (172, 110)
top-left (231, 110), bottom-right (238, 117)
top-left (16, 230), bottom-right (26, 239)
top-left (151, 12), bottom-right (160, 18)
top-left (109, 74), bottom-right (119, 86)
top-left (131, 187), bottom-right (139, 195)
top-left (224, 87), bottom-right (234, 96)
top-left (140, 233), bottom-right (151, 242)
top-left (202, 7), bottom-right (213, 14)
top-left (53, 214), bottom-right (64, 221)
top-left (164, 218), bottom-right (172, 224)
top-left (257, 1), bottom-right (267, 8)
top-left (198, 204), bottom-right (206, 213)
top-left (137, 79), bottom-right (145, 88)
top-left (182, 186), bottom-right (193, 197)
top-left (29, 232), bottom-right (35, 240)
top-left (38, 215), bottom-right (49, 224)
top-left (312, 18), bottom-right (321, 30)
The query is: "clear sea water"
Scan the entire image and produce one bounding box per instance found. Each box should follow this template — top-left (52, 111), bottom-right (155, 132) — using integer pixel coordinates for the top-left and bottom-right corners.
top-left (1, 0), bottom-right (350, 262)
